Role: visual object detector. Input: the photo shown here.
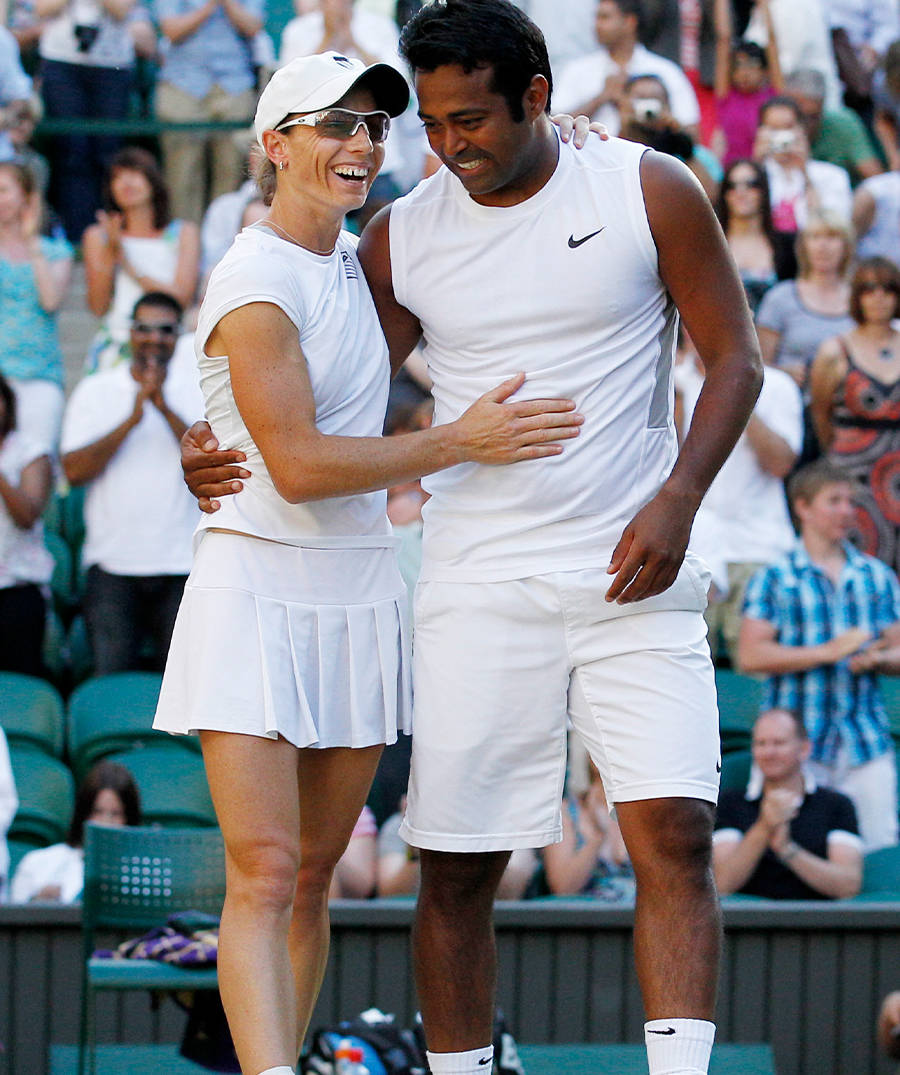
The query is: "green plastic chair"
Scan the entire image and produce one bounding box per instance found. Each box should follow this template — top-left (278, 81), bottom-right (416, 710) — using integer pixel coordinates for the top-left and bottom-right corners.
top-left (8, 744), bottom-right (75, 847)
top-left (861, 844), bottom-right (900, 898)
top-left (0, 672), bottom-right (65, 756)
top-left (107, 746), bottom-right (217, 828)
top-left (44, 530), bottom-right (77, 613)
top-left (66, 615), bottom-right (94, 686)
top-left (715, 669), bottom-right (763, 752)
top-left (718, 749), bottom-right (753, 794)
top-left (79, 823), bottom-right (226, 1075)
top-left (67, 672), bottom-right (199, 781)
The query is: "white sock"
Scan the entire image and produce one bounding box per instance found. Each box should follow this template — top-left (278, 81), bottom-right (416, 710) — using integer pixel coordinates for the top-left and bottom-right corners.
top-left (644, 1018), bottom-right (716, 1074)
top-left (256, 1067), bottom-right (294, 1075)
top-left (425, 1045), bottom-right (494, 1073)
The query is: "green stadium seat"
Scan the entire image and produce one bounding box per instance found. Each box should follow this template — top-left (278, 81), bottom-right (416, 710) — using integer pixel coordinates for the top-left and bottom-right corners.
top-left (8, 744), bottom-right (75, 847)
top-left (66, 615), bottom-right (94, 686)
top-left (67, 672), bottom-right (198, 782)
top-left (0, 671), bottom-right (65, 756)
top-left (107, 746), bottom-right (216, 828)
top-left (78, 824), bottom-right (225, 1074)
top-left (715, 669), bottom-right (763, 752)
top-left (719, 749), bottom-right (752, 794)
top-left (44, 530), bottom-right (78, 613)
top-left (861, 844), bottom-right (900, 898)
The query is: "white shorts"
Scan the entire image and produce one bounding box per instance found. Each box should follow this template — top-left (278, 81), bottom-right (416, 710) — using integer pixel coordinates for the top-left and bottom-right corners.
top-left (400, 556), bottom-right (720, 852)
top-left (154, 531), bottom-right (412, 749)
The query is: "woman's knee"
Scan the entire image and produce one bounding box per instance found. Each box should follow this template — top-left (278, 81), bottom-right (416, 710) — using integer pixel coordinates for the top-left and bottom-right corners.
top-left (226, 837), bottom-right (301, 913)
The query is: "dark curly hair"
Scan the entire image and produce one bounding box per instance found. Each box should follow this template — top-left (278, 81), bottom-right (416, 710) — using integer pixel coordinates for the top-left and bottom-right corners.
top-left (400, 0), bottom-right (553, 121)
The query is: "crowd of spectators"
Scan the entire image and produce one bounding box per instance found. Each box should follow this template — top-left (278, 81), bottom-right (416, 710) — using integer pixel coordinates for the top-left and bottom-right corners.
top-left (0, 0), bottom-right (900, 905)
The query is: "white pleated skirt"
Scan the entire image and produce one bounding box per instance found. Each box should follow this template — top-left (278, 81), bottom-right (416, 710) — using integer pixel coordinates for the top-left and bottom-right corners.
top-left (154, 530), bottom-right (412, 748)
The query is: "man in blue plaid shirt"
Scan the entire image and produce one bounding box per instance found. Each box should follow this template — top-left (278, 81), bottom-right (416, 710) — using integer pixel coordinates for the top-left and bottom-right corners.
top-left (738, 460), bottom-right (900, 851)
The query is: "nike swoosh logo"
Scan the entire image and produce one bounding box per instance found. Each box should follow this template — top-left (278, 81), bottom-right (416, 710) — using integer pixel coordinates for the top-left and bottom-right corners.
top-left (648, 1027), bottom-right (677, 1035)
top-left (478, 1059), bottom-right (491, 1066)
top-left (568, 228), bottom-right (605, 248)
top-left (716, 760), bottom-right (722, 773)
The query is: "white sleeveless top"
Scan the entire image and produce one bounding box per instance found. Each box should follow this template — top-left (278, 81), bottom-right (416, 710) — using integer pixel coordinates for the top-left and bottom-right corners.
top-left (389, 135), bottom-right (679, 582)
top-left (195, 224), bottom-right (393, 547)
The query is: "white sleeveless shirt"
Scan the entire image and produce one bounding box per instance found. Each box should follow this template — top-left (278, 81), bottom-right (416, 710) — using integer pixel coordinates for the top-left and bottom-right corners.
top-left (195, 225), bottom-right (393, 547)
top-left (389, 135), bottom-right (679, 582)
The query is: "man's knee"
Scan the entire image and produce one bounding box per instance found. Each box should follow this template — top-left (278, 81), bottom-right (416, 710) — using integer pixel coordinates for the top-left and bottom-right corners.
top-left (419, 850), bottom-right (511, 912)
top-left (620, 798), bottom-right (715, 882)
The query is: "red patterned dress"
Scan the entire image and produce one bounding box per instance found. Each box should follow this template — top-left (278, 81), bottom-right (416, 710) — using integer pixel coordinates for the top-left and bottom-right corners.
top-left (829, 340), bottom-right (900, 573)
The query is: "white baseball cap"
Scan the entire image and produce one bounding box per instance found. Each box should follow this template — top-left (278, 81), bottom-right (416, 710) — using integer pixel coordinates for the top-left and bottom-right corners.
top-left (254, 52), bottom-right (410, 145)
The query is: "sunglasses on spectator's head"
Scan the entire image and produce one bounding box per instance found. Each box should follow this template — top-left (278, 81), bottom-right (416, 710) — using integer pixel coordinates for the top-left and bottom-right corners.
top-left (275, 109), bottom-right (391, 144)
top-left (132, 321), bottom-right (178, 336)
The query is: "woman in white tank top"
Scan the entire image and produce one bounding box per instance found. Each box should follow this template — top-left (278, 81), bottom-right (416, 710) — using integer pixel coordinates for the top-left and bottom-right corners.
top-left (153, 53), bottom-right (583, 1075)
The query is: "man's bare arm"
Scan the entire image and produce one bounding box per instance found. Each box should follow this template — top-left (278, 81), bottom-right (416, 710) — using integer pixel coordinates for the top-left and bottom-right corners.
top-left (357, 205), bottom-right (424, 376)
top-left (606, 151), bottom-right (763, 603)
top-left (737, 616), bottom-right (872, 675)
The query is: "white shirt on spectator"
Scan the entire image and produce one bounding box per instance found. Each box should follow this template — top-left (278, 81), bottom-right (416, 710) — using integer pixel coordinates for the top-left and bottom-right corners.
top-left (680, 363), bottom-right (803, 566)
top-left (200, 179), bottom-right (258, 278)
top-left (554, 43), bottom-right (701, 136)
top-left (514, 0), bottom-right (599, 77)
top-left (765, 158), bottom-right (853, 229)
top-left (9, 843), bottom-right (84, 904)
top-left (0, 432), bottom-right (53, 590)
top-left (823, 0), bottom-right (900, 54)
top-left (60, 361), bottom-right (204, 576)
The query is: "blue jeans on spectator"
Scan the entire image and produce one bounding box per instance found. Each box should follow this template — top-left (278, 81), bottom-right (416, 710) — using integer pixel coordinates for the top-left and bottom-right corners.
top-left (84, 566), bottom-right (186, 675)
top-left (41, 59), bottom-right (133, 242)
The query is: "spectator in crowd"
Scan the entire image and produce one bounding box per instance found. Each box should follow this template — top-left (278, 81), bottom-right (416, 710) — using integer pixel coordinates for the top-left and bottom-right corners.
top-left (873, 40), bottom-right (900, 173)
top-left (553, 0), bottom-right (701, 138)
top-left (0, 726), bottom-right (17, 904)
top-left (739, 460), bottom-right (900, 851)
top-left (3, 99), bottom-right (51, 199)
top-left (742, 0), bottom-right (841, 109)
top-left (0, 373), bottom-right (53, 678)
top-left (677, 334), bottom-right (801, 664)
top-left (9, 760), bottom-right (141, 903)
top-left (61, 292), bottom-right (204, 674)
top-left (0, 161), bottom-right (72, 456)
top-left (82, 147), bottom-right (200, 373)
top-left (280, 0), bottom-right (401, 67)
top-left (809, 256), bottom-right (900, 574)
top-left (330, 805), bottom-right (377, 898)
top-left (542, 757), bottom-right (633, 900)
top-left (825, 0), bottom-right (899, 114)
top-left (617, 73), bottom-right (720, 200)
top-left (713, 0), bottom-right (782, 167)
top-left (512, 0), bottom-right (597, 77)
top-left (755, 212), bottom-right (854, 391)
top-left (880, 991), bottom-right (900, 1065)
top-left (753, 97), bottom-right (852, 244)
top-left (784, 68), bottom-right (882, 187)
top-left (36, 0), bottom-right (151, 242)
top-left (715, 159), bottom-right (785, 312)
top-left (377, 794), bottom-right (539, 900)
top-left (853, 162), bottom-right (900, 261)
top-left (639, 0), bottom-right (722, 145)
top-left (0, 24), bottom-right (33, 163)
top-left (154, 0), bottom-right (263, 225)
top-left (713, 708), bottom-right (863, 899)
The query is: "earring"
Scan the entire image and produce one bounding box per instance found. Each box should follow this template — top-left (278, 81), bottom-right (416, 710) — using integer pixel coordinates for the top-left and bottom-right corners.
top-left (278, 161), bottom-right (286, 171)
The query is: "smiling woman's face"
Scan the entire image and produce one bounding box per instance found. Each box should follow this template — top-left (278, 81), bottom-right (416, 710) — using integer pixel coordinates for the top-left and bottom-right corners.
top-left (276, 87), bottom-right (386, 217)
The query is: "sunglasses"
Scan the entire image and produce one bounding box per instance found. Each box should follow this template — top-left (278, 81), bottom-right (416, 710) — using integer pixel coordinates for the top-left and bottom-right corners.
top-left (858, 280), bottom-right (900, 294)
top-left (724, 178), bottom-right (763, 191)
top-left (276, 109), bottom-right (391, 144)
top-left (132, 322), bottom-right (178, 336)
